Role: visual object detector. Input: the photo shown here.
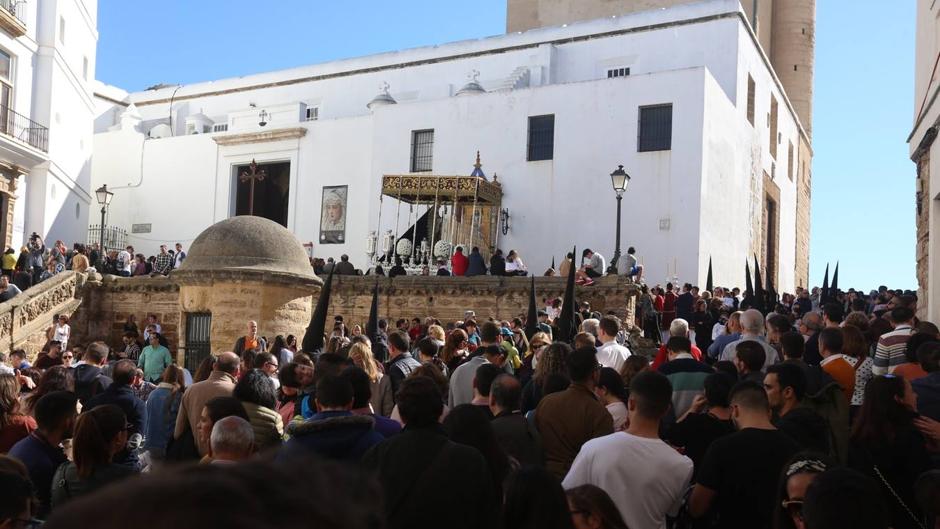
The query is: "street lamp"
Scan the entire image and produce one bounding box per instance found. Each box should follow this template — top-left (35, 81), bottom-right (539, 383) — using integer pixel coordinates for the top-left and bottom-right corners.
top-left (609, 165), bottom-right (630, 268)
top-left (95, 184), bottom-right (114, 268)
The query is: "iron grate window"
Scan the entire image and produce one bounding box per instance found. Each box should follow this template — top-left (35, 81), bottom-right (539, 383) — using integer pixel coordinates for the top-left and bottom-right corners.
top-left (638, 104), bottom-right (672, 152)
top-left (746, 75), bottom-right (755, 126)
top-left (527, 114), bottom-right (555, 161)
top-left (184, 312), bottom-right (212, 374)
top-left (410, 129), bottom-right (434, 172)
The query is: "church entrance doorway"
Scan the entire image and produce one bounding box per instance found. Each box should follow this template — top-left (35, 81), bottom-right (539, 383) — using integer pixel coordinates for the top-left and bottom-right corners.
top-left (233, 160), bottom-right (290, 227)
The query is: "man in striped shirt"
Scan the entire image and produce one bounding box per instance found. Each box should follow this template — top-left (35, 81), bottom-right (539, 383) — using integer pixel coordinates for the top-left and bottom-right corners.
top-left (872, 306), bottom-right (916, 375)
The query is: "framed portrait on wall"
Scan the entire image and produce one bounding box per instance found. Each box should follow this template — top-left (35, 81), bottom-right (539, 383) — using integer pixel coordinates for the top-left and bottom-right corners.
top-left (319, 185), bottom-right (348, 244)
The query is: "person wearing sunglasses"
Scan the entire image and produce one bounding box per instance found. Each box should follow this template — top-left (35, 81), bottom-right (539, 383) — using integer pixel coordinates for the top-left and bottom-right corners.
top-left (774, 453), bottom-right (834, 529)
top-left (50, 404), bottom-right (137, 508)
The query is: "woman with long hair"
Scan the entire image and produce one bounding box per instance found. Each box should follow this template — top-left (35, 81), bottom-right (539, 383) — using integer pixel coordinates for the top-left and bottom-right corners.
top-left (270, 335), bottom-right (294, 367)
top-left (849, 375), bottom-right (932, 529)
top-left (0, 374), bottom-right (36, 452)
top-left (774, 452), bottom-right (835, 529)
top-left (443, 404), bottom-right (512, 500)
top-left (144, 365), bottom-right (186, 461)
top-left (51, 404), bottom-right (136, 507)
top-left (638, 285), bottom-right (661, 346)
top-left (594, 368), bottom-right (628, 431)
top-left (348, 342), bottom-right (393, 417)
top-left (841, 323), bottom-right (874, 414)
top-left (565, 484), bottom-right (629, 529)
top-left (233, 369), bottom-right (284, 451)
top-left (22, 366), bottom-right (74, 416)
top-left (441, 329), bottom-right (470, 373)
top-left (501, 466), bottom-right (575, 529)
top-left (521, 342), bottom-right (571, 414)
top-left (518, 331), bottom-right (551, 387)
top-left (286, 334), bottom-right (298, 353)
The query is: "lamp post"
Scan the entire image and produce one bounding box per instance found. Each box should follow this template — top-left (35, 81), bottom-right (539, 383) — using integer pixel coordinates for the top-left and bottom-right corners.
top-left (609, 165), bottom-right (630, 268)
top-left (95, 184), bottom-right (114, 268)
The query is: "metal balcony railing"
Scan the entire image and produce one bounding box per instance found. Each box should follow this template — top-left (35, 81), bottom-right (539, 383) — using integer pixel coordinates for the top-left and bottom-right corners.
top-left (0, 0), bottom-right (23, 23)
top-left (0, 105), bottom-right (48, 152)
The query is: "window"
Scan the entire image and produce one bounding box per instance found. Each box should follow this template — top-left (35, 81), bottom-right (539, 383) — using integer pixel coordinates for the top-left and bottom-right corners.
top-left (607, 67), bottom-right (630, 78)
top-left (638, 104), bottom-right (672, 152)
top-left (305, 106), bottom-right (319, 121)
top-left (82, 57), bottom-right (88, 81)
top-left (769, 96), bottom-right (778, 159)
top-left (746, 75), bottom-right (755, 126)
top-left (59, 17), bottom-right (65, 45)
top-left (410, 129), bottom-right (434, 172)
top-left (787, 141), bottom-right (794, 181)
top-left (212, 123), bottom-right (229, 133)
top-left (527, 114), bottom-right (554, 161)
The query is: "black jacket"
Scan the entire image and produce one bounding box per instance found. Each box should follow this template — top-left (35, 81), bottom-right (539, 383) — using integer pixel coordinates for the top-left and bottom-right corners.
top-left (280, 411), bottom-right (384, 462)
top-left (86, 383), bottom-right (147, 467)
top-left (361, 425), bottom-right (497, 529)
top-left (489, 255), bottom-right (506, 276)
top-left (334, 261), bottom-right (356, 275)
top-left (73, 364), bottom-right (112, 406)
top-left (491, 410), bottom-right (542, 467)
top-left (387, 353), bottom-right (421, 399)
top-left (466, 252), bottom-right (487, 276)
top-left (774, 406), bottom-right (830, 454)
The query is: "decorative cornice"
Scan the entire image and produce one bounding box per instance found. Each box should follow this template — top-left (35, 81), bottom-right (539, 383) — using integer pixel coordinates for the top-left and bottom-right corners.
top-left (212, 127), bottom-right (308, 146)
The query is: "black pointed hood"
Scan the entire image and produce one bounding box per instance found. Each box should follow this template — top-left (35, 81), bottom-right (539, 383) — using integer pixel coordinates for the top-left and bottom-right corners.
top-left (821, 263), bottom-right (830, 305)
top-left (302, 267), bottom-right (334, 354)
top-left (525, 275), bottom-right (539, 340)
top-left (366, 280), bottom-right (379, 340)
top-left (831, 262), bottom-right (839, 297)
top-left (557, 246), bottom-right (578, 344)
top-left (745, 259), bottom-right (754, 298)
top-left (753, 255), bottom-right (765, 313)
top-left (706, 257), bottom-right (714, 293)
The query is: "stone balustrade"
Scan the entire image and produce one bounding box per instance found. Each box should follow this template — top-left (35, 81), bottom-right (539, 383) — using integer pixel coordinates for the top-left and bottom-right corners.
top-left (0, 271), bottom-right (85, 354)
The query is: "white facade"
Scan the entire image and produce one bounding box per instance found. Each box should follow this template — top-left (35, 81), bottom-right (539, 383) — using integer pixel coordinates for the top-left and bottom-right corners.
top-left (910, 0), bottom-right (940, 321)
top-left (91, 0), bottom-right (806, 292)
top-left (0, 0), bottom-right (97, 249)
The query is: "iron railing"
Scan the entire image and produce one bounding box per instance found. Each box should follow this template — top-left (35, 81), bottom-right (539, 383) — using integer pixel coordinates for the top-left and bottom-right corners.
top-left (86, 225), bottom-right (128, 255)
top-left (0, 0), bottom-right (23, 23)
top-left (0, 105), bottom-right (48, 152)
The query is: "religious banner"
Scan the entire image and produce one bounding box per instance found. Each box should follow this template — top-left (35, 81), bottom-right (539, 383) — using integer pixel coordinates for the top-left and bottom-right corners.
top-left (319, 185), bottom-right (347, 244)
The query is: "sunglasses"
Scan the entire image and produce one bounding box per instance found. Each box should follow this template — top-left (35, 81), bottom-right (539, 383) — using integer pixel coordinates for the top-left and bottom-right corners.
top-left (781, 500), bottom-right (803, 519)
top-left (62, 354), bottom-right (73, 359)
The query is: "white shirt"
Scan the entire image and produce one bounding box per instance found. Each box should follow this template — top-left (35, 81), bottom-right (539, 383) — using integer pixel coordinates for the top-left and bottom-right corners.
top-left (118, 250), bottom-right (132, 273)
top-left (505, 258), bottom-right (526, 273)
top-left (53, 323), bottom-right (70, 348)
top-left (174, 251), bottom-right (186, 269)
top-left (596, 340), bottom-right (631, 372)
top-left (563, 432), bottom-right (693, 529)
top-left (606, 401), bottom-right (627, 431)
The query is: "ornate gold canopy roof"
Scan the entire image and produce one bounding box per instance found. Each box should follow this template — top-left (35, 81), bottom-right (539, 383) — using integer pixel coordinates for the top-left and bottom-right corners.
top-left (381, 174), bottom-right (502, 205)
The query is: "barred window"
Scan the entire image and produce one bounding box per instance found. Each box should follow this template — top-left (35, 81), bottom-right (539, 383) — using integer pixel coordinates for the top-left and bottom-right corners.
top-left (638, 104), bottom-right (672, 152)
top-left (746, 75), bottom-right (755, 126)
top-left (410, 129), bottom-right (434, 172)
top-left (527, 115), bottom-right (554, 161)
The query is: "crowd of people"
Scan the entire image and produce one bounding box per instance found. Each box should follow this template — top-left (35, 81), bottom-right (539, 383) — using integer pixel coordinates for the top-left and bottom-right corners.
top-left (314, 246), bottom-right (645, 283)
top-left (0, 235), bottom-right (189, 305)
top-left (0, 279), bottom-right (938, 529)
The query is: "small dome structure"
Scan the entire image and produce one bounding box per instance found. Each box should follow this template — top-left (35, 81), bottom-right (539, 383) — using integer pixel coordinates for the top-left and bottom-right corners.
top-left (456, 70), bottom-right (486, 97)
top-left (179, 216), bottom-right (318, 281)
top-left (367, 82), bottom-right (397, 109)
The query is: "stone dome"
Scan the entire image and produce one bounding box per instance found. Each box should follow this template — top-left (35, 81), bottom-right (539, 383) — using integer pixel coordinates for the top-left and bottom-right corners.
top-left (178, 216), bottom-right (318, 281)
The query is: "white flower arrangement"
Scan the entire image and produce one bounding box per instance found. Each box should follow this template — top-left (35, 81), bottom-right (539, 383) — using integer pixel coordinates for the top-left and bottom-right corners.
top-left (433, 240), bottom-right (452, 259)
top-left (396, 239), bottom-right (413, 257)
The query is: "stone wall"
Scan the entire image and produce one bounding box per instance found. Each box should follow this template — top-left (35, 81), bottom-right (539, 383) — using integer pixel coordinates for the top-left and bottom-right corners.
top-left (916, 152), bottom-right (930, 320)
top-left (794, 137), bottom-right (812, 289)
top-left (327, 275), bottom-right (639, 328)
top-left (0, 271), bottom-right (84, 356)
top-left (69, 275), bottom-right (181, 357)
top-left (3, 272), bottom-right (641, 364)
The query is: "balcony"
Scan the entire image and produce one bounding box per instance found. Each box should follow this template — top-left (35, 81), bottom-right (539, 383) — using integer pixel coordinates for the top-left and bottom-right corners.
top-left (0, 0), bottom-right (25, 38)
top-left (0, 106), bottom-right (47, 152)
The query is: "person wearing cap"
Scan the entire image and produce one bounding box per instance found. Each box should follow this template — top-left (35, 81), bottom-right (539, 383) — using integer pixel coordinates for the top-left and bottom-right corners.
top-left (536, 310), bottom-right (553, 336)
top-left (499, 327), bottom-right (522, 371)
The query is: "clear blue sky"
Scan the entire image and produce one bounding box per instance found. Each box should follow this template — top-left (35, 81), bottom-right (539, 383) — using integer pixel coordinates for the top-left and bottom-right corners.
top-left (97, 0), bottom-right (917, 291)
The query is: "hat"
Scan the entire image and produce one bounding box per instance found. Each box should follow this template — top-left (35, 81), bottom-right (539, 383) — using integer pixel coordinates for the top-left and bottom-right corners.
top-left (500, 327), bottom-right (513, 337)
top-left (537, 309), bottom-right (548, 317)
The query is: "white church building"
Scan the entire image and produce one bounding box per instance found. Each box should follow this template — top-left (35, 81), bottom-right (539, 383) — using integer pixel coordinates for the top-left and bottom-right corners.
top-left (90, 0), bottom-right (810, 292)
top-left (0, 0), bottom-right (98, 251)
